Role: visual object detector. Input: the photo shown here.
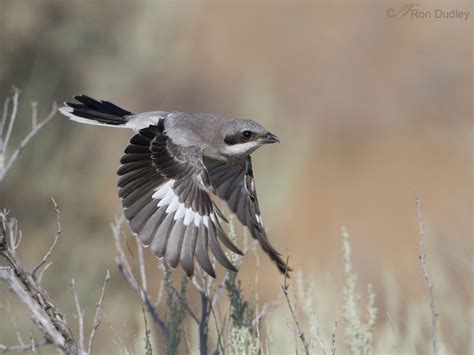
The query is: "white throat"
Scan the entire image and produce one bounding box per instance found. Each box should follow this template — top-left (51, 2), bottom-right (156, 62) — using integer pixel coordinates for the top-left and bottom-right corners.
top-left (221, 142), bottom-right (260, 158)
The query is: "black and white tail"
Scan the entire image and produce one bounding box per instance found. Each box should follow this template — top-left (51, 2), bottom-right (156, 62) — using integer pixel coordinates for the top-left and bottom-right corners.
top-left (59, 95), bottom-right (133, 128)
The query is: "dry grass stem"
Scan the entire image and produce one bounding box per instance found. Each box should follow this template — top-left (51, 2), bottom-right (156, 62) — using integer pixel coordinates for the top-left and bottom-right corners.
top-left (282, 260), bottom-right (311, 355)
top-left (70, 279), bottom-right (85, 354)
top-left (415, 194), bottom-right (438, 355)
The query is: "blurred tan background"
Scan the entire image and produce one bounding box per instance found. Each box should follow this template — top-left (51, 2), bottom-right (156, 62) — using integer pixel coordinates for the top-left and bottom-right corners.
top-left (0, 0), bottom-right (471, 353)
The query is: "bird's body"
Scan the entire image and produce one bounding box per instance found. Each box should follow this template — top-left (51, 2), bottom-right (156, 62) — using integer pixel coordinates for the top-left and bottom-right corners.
top-left (59, 95), bottom-right (289, 277)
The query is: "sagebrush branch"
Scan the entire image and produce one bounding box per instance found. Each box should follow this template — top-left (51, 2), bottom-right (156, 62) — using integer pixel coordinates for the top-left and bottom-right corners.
top-left (0, 205), bottom-right (112, 355)
top-left (0, 213), bottom-right (78, 354)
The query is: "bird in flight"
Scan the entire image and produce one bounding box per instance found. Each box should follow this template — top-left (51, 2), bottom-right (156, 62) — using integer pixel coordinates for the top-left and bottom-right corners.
top-left (59, 95), bottom-right (290, 277)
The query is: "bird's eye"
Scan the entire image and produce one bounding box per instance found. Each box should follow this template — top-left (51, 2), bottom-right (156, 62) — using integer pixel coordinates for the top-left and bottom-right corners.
top-left (241, 130), bottom-right (253, 140)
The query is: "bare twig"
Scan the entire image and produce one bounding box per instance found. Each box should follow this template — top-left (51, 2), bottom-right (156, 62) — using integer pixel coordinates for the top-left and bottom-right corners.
top-left (136, 236), bottom-right (148, 293)
top-left (30, 334), bottom-right (38, 355)
top-left (1, 102), bottom-right (57, 181)
top-left (253, 301), bottom-right (278, 329)
top-left (0, 215), bottom-right (78, 354)
top-left (282, 259), bottom-right (310, 355)
top-left (144, 293), bottom-right (167, 333)
top-left (32, 198), bottom-right (61, 277)
top-left (70, 279), bottom-right (85, 354)
top-left (87, 269), bottom-right (111, 354)
top-left (111, 217), bottom-right (139, 292)
top-left (0, 212), bottom-right (20, 258)
top-left (103, 313), bottom-right (131, 355)
top-left (2, 298), bottom-right (24, 346)
top-left (0, 95), bottom-right (11, 136)
top-left (415, 193), bottom-right (438, 355)
top-left (31, 101), bottom-right (38, 129)
top-left (0, 339), bottom-right (49, 354)
top-left (0, 87), bottom-right (57, 182)
top-left (111, 217), bottom-right (167, 334)
top-left (0, 268), bottom-right (75, 353)
top-left (209, 298), bottom-right (225, 355)
top-left (37, 261), bottom-right (53, 284)
top-left (2, 87), bottom-right (20, 153)
top-left (154, 278), bottom-right (165, 308)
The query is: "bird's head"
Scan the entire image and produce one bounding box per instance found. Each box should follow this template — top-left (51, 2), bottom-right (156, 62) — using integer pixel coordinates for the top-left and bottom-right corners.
top-left (220, 119), bottom-right (279, 159)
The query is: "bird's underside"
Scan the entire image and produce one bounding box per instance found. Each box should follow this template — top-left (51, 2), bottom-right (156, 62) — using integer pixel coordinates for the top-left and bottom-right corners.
top-left (60, 95), bottom-right (291, 277)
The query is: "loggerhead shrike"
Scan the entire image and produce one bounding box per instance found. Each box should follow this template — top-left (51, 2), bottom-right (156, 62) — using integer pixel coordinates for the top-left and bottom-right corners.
top-left (59, 95), bottom-right (290, 277)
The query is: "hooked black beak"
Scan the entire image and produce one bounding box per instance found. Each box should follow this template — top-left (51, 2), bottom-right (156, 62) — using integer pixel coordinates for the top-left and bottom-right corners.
top-left (262, 132), bottom-right (280, 144)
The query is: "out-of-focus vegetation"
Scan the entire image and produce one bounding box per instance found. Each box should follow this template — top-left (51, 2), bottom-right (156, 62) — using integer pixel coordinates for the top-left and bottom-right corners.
top-left (0, 1), bottom-right (471, 354)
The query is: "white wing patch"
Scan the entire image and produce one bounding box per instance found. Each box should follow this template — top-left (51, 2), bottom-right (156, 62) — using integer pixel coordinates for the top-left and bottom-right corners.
top-left (152, 180), bottom-right (174, 199)
top-left (153, 179), bottom-right (209, 227)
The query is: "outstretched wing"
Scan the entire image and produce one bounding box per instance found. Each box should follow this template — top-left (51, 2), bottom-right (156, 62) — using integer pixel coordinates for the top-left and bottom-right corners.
top-left (118, 122), bottom-right (242, 277)
top-left (205, 156), bottom-right (290, 274)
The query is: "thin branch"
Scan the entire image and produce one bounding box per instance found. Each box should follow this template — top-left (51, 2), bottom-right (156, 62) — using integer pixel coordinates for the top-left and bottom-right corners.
top-left (415, 193), bottom-right (438, 355)
top-left (282, 259), bottom-right (310, 355)
top-left (253, 301), bottom-right (278, 329)
top-left (2, 298), bottom-right (24, 346)
top-left (0, 212), bottom-right (20, 258)
top-left (30, 334), bottom-right (38, 355)
top-left (37, 261), bottom-right (53, 284)
top-left (143, 293), bottom-right (167, 333)
top-left (154, 278), bottom-right (165, 308)
top-left (87, 269), bottom-right (111, 354)
top-left (0, 340), bottom-right (49, 354)
top-left (111, 217), bottom-right (167, 333)
top-left (0, 216), bottom-right (78, 354)
top-left (209, 297), bottom-right (225, 355)
top-left (2, 87), bottom-right (20, 153)
top-left (136, 236), bottom-right (148, 293)
top-left (32, 198), bottom-right (61, 277)
top-left (70, 279), bottom-right (85, 354)
top-left (31, 101), bottom-right (38, 129)
top-left (103, 313), bottom-right (131, 355)
top-left (0, 101), bottom-right (57, 182)
top-left (0, 95), bottom-right (11, 137)
top-left (0, 268), bottom-right (71, 352)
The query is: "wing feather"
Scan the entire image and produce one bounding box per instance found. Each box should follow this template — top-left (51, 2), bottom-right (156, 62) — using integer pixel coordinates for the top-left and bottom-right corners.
top-left (117, 125), bottom-right (241, 277)
top-left (206, 156), bottom-right (291, 274)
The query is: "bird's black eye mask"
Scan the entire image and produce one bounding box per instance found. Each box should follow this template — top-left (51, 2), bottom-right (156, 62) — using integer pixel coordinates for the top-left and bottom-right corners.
top-left (224, 130), bottom-right (256, 145)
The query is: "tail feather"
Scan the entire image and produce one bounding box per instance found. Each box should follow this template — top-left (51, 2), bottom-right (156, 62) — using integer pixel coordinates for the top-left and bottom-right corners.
top-left (59, 95), bottom-right (133, 127)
